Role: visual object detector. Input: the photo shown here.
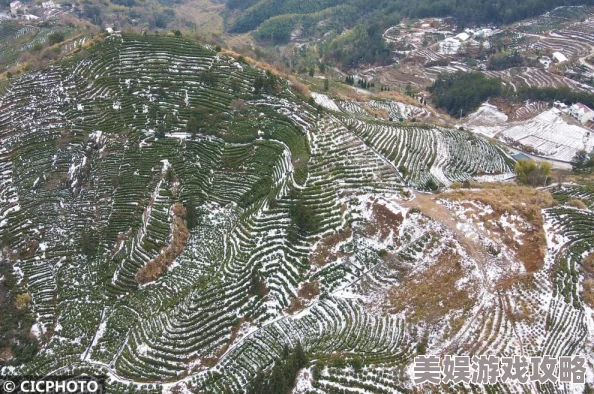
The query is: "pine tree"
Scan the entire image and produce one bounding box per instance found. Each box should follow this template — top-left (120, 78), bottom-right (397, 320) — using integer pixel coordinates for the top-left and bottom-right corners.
top-left (231, 78), bottom-right (241, 93)
top-left (295, 341), bottom-right (307, 368)
top-left (186, 116), bottom-right (199, 139)
top-left (269, 362), bottom-right (288, 394)
top-left (254, 76), bottom-right (265, 94)
top-left (156, 122), bottom-right (166, 138)
top-left (186, 197), bottom-right (198, 229)
top-left (572, 150), bottom-right (589, 172)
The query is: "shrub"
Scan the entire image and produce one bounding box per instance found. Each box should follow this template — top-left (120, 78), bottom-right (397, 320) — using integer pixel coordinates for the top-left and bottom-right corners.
top-left (515, 159), bottom-right (551, 187)
top-left (48, 32), bottom-right (65, 46)
top-left (571, 149), bottom-right (594, 173)
top-left (425, 178), bottom-right (439, 191)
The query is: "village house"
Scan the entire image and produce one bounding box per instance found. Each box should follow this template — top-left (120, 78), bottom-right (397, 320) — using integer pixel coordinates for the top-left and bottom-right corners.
top-left (455, 32), bottom-right (470, 42)
top-left (9, 0), bottom-right (23, 13)
top-left (42, 0), bottom-right (57, 8)
top-left (552, 51), bottom-right (568, 63)
top-left (570, 102), bottom-right (594, 124)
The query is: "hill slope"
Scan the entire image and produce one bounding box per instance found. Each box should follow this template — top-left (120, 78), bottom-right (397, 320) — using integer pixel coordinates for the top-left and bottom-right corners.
top-left (0, 33), bottom-right (593, 393)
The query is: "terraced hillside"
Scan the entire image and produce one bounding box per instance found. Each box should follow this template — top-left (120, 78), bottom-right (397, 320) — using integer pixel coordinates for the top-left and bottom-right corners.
top-left (1, 32), bottom-right (593, 393)
top-left (0, 20), bottom-right (82, 71)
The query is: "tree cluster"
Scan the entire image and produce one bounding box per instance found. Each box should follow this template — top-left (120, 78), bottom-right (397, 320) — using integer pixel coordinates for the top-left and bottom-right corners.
top-left (514, 85), bottom-right (594, 110)
top-left (0, 261), bottom-right (38, 365)
top-left (288, 189), bottom-right (320, 239)
top-left (224, 0), bottom-right (594, 69)
top-left (428, 71), bottom-right (594, 119)
top-left (246, 343), bottom-right (308, 394)
top-left (185, 197), bottom-right (198, 230)
top-left (428, 71), bottom-right (502, 117)
top-left (572, 150), bottom-right (594, 173)
top-left (48, 32), bottom-right (65, 46)
top-left (515, 159), bottom-right (552, 186)
top-left (254, 70), bottom-right (279, 94)
top-left (229, 0), bottom-right (594, 33)
top-left (486, 50), bottom-right (526, 70)
top-left (321, 23), bottom-right (393, 69)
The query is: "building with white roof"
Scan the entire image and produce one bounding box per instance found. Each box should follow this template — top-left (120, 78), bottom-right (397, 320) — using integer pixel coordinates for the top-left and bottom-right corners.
top-left (552, 51), bottom-right (568, 63)
top-left (9, 0), bottom-right (22, 13)
top-left (455, 32), bottom-right (470, 42)
top-left (570, 102), bottom-right (594, 124)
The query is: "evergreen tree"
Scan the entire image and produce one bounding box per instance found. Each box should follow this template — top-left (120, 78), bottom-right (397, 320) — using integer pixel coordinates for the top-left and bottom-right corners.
top-left (405, 82), bottom-right (413, 97)
top-left (231, 78), bottom-right (241, 93)
top-left (245, 344), bottom-right (309, 394)
top-left (254, 75), bottom-right (265, 94)
top-left (156, 122), bottom-right (166, 138)
top-left (572, 150), bottom-right (590, 172)
top-left (264, 70), bottom-right (278, 93)
top-left (295, 341), bottom-right (306, 368)
top-left (186, 197), bottom-right (198, 229)
top-left (186, 116), bottom-right (199, 139)
top-left (515, 159), bottom-right (552, 186)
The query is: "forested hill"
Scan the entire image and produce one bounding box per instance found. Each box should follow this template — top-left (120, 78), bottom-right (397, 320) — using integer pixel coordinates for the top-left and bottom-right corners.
top-left (226, 0), bottom-right (594, 35)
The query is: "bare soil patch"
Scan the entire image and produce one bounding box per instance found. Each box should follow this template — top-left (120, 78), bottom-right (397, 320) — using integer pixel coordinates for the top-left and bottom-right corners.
top-left (136, 203), bottom-right (190, 283)
top-left (445, 184), bottom-right (555, 273)
top-left (388, 249), bottom-right (473, 324)
top-left (582, 253), bottom-right (594, 308)
top-left (310, 227), bottom-right (353, 267)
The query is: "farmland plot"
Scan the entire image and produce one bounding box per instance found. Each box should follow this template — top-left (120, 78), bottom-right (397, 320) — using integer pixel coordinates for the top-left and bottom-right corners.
top-left (311, 93), bottom-right (431, 121)
top-left (465, 104), bottom-right (593, 162)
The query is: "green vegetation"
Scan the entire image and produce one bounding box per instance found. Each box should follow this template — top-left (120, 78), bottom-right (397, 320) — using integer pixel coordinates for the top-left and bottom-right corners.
top-left (514, 85), bottom-right (594, 110)
top-left (224, 0), bottom-right (594, 69)
top-left (0, 262), bottom-right (38, 365)
top-left (572, 150), bottom-right (594, 173)
top-left (253, 5), bottom-right (358, 44)
top-left (0, 31), bottom-right (560, 394)
top-left (428, 72), bottom-right (502, 117)
top-left (228, 0), bottom-right (594, 31)
top-left (515, 159), bottom-right (552, 186)
top-left (228, 0), bottom-right (342, 33)
top-left (321, 23), bottom-right (393, 68)
top-left (48, 32), bottom-right (65, 46)
top-left (246, 343), bottom-right (308, 394)
top-left (186, 197), bottom-right (198, 229)
top-left (486, 50), bottom-right (528, 70)
top-left (239, 177), bottom-right (273, 208)
top-left (289, 189), bottom-right (320, 237)
top-left (429, 72), bottom-right (594, 118)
